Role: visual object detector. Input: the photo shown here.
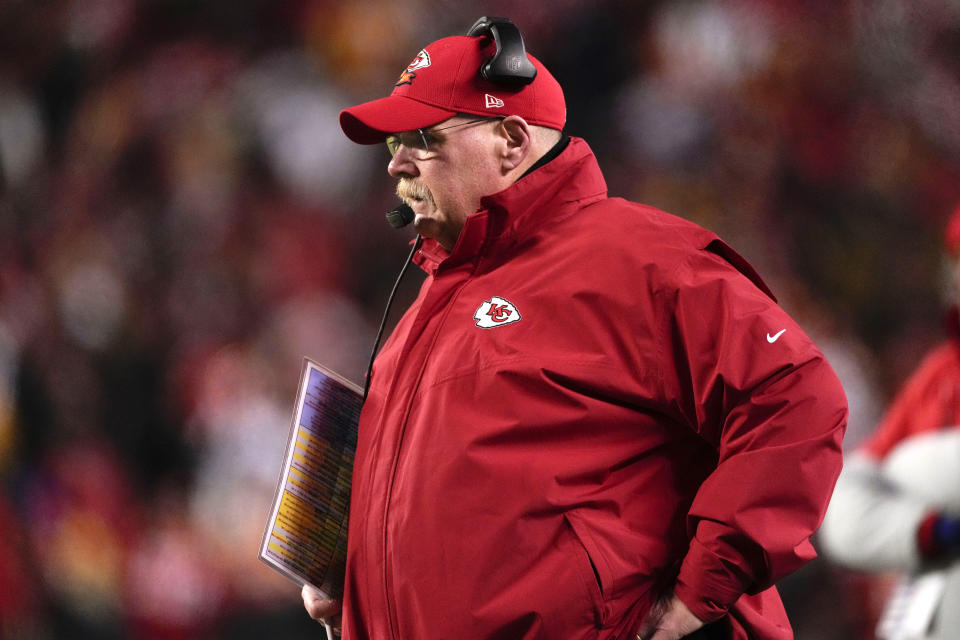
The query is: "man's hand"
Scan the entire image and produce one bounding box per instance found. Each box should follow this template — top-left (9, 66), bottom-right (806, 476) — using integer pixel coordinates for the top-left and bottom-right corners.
top-left (636, 593), bottom-right (704, 640)
top-left (301, 584), bottom-right (342, 632)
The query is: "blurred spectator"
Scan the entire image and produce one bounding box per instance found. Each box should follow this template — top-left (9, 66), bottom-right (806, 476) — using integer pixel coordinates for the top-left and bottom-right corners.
top-left (0, 491), bottom-right (45, 639)
top-left (820, 204), bottom-right (960, 640)
top-left (126, 485), bottom-right (226, 640)
top-left (22, 438), bottom-right (136, 639)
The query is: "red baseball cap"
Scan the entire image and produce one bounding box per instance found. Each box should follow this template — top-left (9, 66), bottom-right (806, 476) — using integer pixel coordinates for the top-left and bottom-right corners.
top-left (339, 35), bottom-right (566, 144)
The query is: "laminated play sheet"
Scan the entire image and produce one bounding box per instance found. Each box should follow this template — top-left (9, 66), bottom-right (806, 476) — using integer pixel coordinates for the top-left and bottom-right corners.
top-left (260, 358), bottom-right (362, 600)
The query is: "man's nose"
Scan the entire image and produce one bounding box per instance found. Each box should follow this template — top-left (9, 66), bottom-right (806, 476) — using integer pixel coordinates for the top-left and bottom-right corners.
top-left (388, 146), bottom-right (419, 178)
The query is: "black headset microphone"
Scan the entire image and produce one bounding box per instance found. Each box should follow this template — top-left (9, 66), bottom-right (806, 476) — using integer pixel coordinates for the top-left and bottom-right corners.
top-left (364, 16), bottom-right (537, 399)
top-left (385, 202), bottom-right (415, 228)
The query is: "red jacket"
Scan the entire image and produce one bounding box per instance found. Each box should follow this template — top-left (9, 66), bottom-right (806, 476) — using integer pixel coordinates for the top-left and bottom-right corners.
top-left (342, 138), bottom-right (847, 639)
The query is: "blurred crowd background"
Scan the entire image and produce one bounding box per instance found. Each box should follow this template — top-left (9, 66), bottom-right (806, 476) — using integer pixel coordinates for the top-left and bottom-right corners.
top-left (2, 0), bottom-right (960, 638)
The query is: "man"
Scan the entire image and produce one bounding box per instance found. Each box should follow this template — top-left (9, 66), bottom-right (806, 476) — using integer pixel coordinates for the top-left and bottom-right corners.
top-left (303, 20), bottom-right (847, 640)
top-left (819, 205), bottom-right (960, 640)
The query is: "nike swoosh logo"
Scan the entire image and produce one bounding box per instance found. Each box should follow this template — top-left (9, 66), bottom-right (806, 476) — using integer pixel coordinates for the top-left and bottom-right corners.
top-left (767, 329), bottom-right (787, 343)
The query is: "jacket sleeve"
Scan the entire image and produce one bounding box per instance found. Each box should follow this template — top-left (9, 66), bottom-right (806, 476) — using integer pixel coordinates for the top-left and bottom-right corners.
top-left (663, 248), bottom-right (848, 623)
top-left (818, 451), bottom-right (927, 572)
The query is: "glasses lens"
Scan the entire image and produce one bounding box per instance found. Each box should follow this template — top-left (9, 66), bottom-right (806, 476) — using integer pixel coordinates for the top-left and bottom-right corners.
top-left (386, 119), bottom-right (499, 158)
top-left (386, 135), bottom-right (401, 156)
top-left (419, 130), bottom-right (440, 150)
top-left (385, 131), bottom-right (430, 157)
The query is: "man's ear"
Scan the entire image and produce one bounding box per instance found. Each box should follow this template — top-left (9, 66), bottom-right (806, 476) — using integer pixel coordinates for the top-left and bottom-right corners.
top-left (499, 116), bottom-right (532, 173)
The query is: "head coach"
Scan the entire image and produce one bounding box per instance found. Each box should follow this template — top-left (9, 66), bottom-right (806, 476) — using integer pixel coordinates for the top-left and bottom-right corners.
top-left (302, 17), bottom-right (847, 640)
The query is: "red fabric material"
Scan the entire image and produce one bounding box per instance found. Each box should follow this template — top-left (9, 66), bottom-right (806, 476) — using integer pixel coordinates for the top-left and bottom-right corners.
top-left (916, 511), bottom-right (943, 559)
top-left (862, 342), bottom-right (960, 460)
top-left (945, 203), bottom-right (960, 256)
top-left (0, 494), bottom-right (37, 617)
top-left (341, 138), bottom-right (847, 639)
top-left (339, 35), bottom-right (565, 144)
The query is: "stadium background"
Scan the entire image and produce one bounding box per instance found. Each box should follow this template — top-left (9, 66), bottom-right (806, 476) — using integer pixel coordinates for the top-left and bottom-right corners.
top-left (2, 1), bottom-right (960, 638)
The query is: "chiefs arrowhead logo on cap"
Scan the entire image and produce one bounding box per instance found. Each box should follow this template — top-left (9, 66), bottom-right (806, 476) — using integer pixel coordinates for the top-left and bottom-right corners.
top-left (474, 296), bottom-right (521, 328)
top-left (396, 49), bottom-right (432, 87)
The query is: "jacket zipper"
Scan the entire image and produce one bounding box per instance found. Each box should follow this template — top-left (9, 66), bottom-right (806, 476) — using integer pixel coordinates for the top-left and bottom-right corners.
top-left (379, 266), bottom-right (474, 638)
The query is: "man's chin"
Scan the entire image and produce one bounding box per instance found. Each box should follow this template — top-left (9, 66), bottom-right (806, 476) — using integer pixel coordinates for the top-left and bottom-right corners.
top-left (412, 215), bottom-right (450, 247)
top-left (412, 214), bottom-right (434, 235)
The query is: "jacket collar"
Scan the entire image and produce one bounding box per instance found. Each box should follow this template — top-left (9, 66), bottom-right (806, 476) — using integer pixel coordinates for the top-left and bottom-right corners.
top-left (414, 136), bottom-right (607, 274)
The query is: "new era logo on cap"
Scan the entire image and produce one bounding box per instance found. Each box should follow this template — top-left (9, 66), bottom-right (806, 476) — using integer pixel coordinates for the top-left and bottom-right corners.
top-left (484, 94), bottom-right (505, 109)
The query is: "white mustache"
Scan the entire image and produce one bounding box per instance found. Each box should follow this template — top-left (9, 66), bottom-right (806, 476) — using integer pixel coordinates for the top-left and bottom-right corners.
top-left (396, 179), bottom-right (435, 207)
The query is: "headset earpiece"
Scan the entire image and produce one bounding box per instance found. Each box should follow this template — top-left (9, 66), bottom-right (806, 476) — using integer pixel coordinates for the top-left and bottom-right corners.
top-left (466, 16), bottom-right (537, 88)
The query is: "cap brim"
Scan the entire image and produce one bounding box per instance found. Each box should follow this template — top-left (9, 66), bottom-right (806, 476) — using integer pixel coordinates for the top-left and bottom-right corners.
top-left (340, 96), bottom-right (457, 144)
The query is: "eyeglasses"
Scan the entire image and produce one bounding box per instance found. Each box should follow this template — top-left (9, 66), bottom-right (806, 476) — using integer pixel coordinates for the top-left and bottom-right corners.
top-left (385, 117), bottom-right (503, 158)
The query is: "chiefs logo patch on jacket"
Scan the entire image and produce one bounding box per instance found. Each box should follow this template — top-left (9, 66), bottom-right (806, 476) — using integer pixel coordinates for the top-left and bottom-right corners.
top-left (474, 296), bottom-right (521, 328)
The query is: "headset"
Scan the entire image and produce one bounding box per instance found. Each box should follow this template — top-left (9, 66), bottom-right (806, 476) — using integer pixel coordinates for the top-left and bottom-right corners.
top-left (385, 16), bottom-right (536, 230)
top-left (467, 16), bottom-right (538, 88)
